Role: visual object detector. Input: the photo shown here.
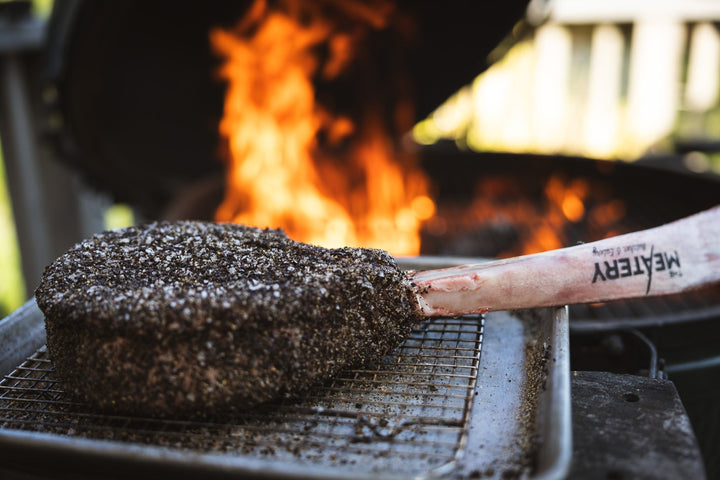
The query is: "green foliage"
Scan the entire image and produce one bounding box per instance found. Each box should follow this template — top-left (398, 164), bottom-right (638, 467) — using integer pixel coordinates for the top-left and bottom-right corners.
top-left (0, 144), bottom-right (26, 318)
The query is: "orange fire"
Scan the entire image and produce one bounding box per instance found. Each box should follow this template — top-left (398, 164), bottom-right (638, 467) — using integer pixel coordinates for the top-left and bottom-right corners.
top-left (210, 0), bottom-right (433, 255)
top-left (423, 172), bottom-right (628, 258)
top-left (523, 174), bottom-right (627, 255)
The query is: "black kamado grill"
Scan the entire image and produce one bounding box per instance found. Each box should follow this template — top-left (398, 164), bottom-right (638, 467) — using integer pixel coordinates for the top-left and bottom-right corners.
top-left (0, 0), bottom-right (718, 478)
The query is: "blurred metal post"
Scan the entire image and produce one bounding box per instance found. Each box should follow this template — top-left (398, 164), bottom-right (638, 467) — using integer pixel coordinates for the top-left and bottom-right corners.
top-left (0, 2), bottom-right (105, 299)
top-left (0, 3), bottom-right (52, 297)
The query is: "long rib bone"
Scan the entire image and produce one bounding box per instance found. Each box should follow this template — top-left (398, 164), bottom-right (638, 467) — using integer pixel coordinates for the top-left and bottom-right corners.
top-left (409, 205), bottom-right (720, 315)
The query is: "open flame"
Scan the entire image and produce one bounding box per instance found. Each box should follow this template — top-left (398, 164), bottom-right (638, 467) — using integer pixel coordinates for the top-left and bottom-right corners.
top-left (208, 0), bottom-right (627, 259)
top-left (210, 0), bottom-right (433, 255)
top-left (509, 174), bottom-right (627, 255)
top-left (422, 171), bottom-right (627, 259)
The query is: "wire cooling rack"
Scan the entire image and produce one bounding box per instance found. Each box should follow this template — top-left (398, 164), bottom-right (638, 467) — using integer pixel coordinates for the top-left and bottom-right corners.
top-left (0, 315), bottom-right (484, 478)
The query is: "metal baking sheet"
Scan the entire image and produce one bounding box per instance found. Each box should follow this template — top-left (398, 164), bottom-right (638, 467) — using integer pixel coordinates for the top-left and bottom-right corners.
top-left (0, 260), bottom-right (570, 480)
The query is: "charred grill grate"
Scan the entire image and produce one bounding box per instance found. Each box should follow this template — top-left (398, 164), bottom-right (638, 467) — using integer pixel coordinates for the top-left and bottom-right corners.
top-left (570, 285), bottom-right (720, 330)
top-left (0, 316), bottom-right (483, 477)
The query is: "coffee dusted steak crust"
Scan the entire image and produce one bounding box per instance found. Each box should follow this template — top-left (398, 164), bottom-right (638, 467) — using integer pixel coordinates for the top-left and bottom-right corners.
top-left (35, 221), bottom-right (423, 418)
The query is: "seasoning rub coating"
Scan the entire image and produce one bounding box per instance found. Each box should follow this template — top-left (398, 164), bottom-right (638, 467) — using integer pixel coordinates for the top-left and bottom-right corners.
top-left (35, 221), bottom-right (422, 418)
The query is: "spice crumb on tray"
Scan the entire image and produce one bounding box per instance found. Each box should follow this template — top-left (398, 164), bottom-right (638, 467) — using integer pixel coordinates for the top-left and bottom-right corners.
top-left (35, 221), bottom-right (423, 418)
